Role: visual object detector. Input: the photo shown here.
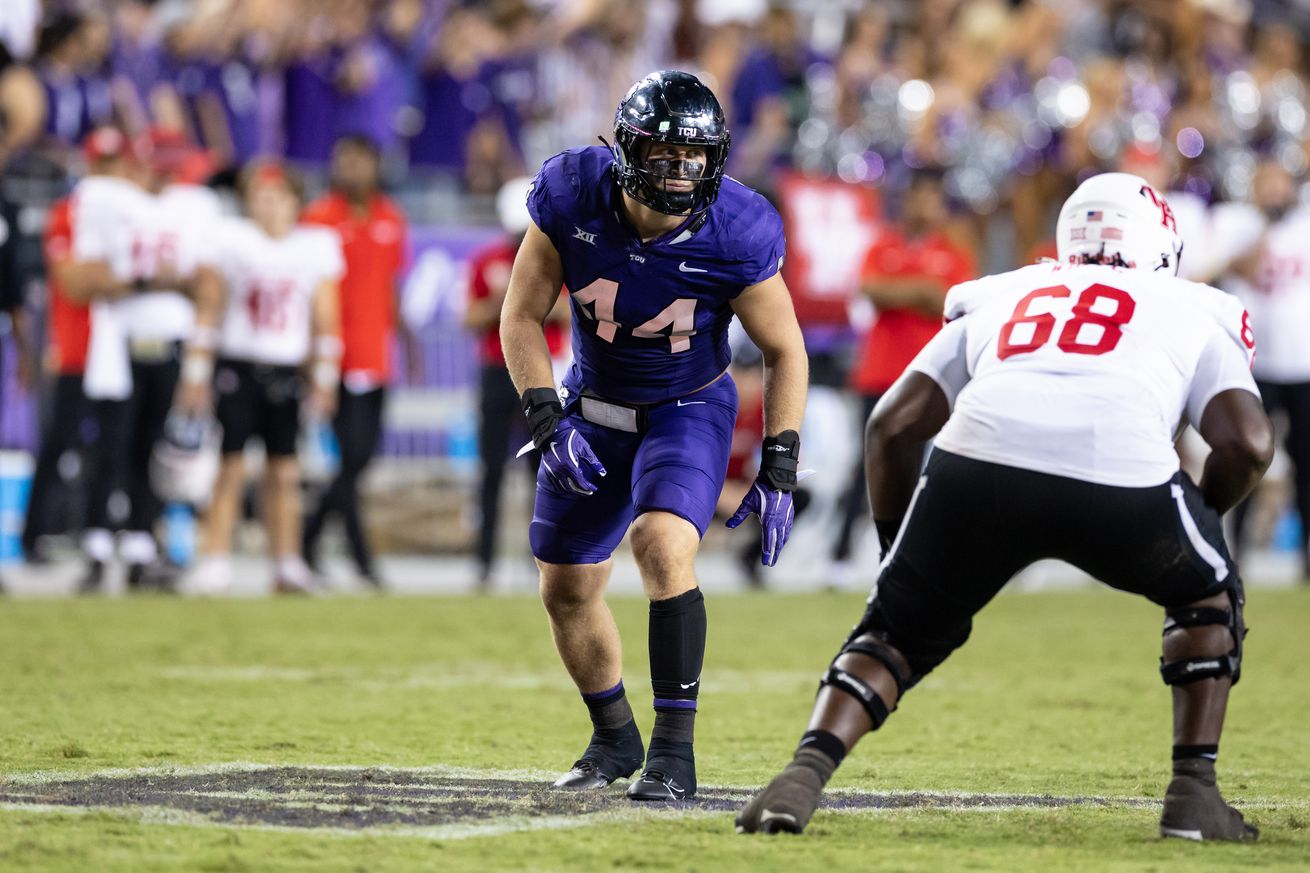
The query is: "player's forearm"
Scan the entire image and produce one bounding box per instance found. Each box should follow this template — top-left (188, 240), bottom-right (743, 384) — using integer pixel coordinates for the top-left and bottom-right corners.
top-left (1197, 389), bottom-right (1274, 513)
top-left (1199, 448), bottom-right (1269, 515)
top-left (760, 346), bottom-right (808, 436)
top-left (463, 297), bottom-right (503, 331)
top-left (864, 277), bottom-right (945, 316)
top-left (501, 313), bottom-right (557, 393)
top-left (865, 421), bottom-right (925, 524)
top-left (864, 372), bottom-right (951, 522)
top-left (63, 260), bottom-right (131, 302)
top-left (190, 266), bottom-right (225, 329)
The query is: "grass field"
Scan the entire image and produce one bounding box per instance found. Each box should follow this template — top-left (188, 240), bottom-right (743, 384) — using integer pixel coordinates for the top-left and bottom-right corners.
top-left (1, 586), bottom-right (1307, 872)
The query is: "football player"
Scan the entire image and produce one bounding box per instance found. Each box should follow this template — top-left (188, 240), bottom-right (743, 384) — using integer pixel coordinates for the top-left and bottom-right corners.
top-left (66, 127), bottom-right (221, 592)
top-left (501, 71), bottom-right (809, 801)
top-left (737, 173), bottom-right (1271, 842)
top-left (180, 162), bottom-right (343, 596)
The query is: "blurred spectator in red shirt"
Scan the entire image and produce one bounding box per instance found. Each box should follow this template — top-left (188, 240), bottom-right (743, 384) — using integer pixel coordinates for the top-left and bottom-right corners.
top-left (21, 195), bottom-right (92, 562)
top-left (830, 171), bottom-right (975, 582)
top-left (464, 176), bottom-right (566, 591)
top-left (301, 133), bottom-right (415, 589)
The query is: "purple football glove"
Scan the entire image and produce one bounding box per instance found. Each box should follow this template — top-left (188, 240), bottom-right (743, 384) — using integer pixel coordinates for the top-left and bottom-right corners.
top-left (726, 482), bottom-right (795, 566)
top-left (541, 419), bottom-right (607, 495)
top-left (726, 430), bottom-right (802, 567)
top-left (522, 386), bottom-right (608, 496)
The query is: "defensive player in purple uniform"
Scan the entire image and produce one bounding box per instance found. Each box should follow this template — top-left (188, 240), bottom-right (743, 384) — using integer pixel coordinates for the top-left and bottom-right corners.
top-left (501, 71), bottom-right (809, 801)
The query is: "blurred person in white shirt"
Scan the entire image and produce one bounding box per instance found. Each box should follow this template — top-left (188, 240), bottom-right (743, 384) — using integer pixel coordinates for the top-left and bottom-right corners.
top-left (1213, 159), bottom-right (1310, 577)
top-left (66, 126), bottom-right (221, 592)
top-left (180, 162), bottom-right (343, 596)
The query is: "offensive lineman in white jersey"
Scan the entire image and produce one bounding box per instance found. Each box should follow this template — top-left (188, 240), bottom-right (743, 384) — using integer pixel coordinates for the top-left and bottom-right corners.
top-left (737, 174), bottom-right (1272, 842)
top-left (180, 162), bottom-right (343, 595)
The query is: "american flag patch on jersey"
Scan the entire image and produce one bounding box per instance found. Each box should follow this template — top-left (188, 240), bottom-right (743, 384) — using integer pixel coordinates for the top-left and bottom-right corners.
top-left (1086, 210), bottom-right (1103, 221)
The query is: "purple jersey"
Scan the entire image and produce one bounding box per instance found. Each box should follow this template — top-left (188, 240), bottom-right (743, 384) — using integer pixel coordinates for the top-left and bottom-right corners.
top-left (527, 145), bottom-right (785, 405)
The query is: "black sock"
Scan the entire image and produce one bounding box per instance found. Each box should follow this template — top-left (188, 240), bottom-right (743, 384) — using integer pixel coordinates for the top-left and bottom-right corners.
top-left (1172, 744), bottom-right (1218, 761)
top-left (582, 680), bottom-right (636, 736)
top-left (797, 729), bottom-right (848, 768)
top-left (1172, 744), bottom-right (1218, 781)
top-left (648, 588), bottom-right (706, 755)
top-left (578, 681), bottom-right (642, 770)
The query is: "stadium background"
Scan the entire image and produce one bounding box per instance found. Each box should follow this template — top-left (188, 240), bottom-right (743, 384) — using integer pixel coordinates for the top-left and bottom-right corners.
top-left (0, 3), bottom-right (1308, 871)
top-left (1, 0), bottom-right (1310, 590)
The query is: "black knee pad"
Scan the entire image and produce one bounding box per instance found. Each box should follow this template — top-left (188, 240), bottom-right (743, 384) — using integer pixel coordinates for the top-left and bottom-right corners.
top-left (840, 632), bottom-right (913, 696)
top-left (817, 631), bottom-right (912, 730)
top-left (1159, 586), bottom-right (1246, 686)
top-left (819, 664), bottom-right (891, 729)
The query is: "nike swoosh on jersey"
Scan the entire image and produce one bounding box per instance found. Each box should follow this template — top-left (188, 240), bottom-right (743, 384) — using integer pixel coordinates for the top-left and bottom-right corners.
top-left (676, 399), bottom-right (707, 406)
top-left (678, 262), bottom-right (709, 273)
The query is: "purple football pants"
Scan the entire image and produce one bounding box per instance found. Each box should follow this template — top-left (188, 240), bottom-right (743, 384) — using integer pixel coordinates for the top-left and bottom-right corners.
top-left (529, 372), bottom-right (738, 564)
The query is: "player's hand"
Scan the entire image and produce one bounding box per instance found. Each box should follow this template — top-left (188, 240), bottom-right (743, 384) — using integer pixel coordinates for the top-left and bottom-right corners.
top-left (522, 387), bottom-right (607, 495)
top-left (726, 481), bottom-right (795, 567)
top-left (173, 379), bottom-right (212, 416)
top-left (309, 384), bottom-right (337, 419)
top-left (725, 430), bottom-right (801, 567)
top-left (539, 419), bottom-right (607, 495)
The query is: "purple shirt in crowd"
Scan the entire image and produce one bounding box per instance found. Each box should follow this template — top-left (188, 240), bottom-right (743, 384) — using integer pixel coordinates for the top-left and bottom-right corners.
top-left (283, 50), bottom-right (341, 164)
top-left (332, 35), bottom-right (413, 153)
top-left (205, 56), bottom-right (262, 165)
top-left (409, 63), bottom-right (489, 170)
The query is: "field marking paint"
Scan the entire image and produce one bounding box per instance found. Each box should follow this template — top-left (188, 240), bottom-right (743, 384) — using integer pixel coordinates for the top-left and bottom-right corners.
top-left (0, 799), bottom-right (687, 842)
top-left (1, 762), bottom-right (1302, 843)
top-left (4, 762), bottom-right (1302, 809)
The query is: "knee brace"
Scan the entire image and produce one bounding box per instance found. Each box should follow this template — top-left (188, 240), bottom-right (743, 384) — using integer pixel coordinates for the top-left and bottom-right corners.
top-left (818, 632), bottom-right (912, 730)
top-left (1159, 589), bottom-right (1246, 687)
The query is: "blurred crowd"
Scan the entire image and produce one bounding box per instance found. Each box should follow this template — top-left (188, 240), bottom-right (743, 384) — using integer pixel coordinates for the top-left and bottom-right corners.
top-left (5, 0), bottom-right (1310, 591)
top-left (1, 1), bottom-right (1310, 242)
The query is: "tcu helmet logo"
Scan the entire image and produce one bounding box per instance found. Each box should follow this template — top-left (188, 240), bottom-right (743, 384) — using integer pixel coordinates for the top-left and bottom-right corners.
top-left (1139, 185), bottom-right (1177, 233)
top-left (677, 126), bottom-right (697, 138)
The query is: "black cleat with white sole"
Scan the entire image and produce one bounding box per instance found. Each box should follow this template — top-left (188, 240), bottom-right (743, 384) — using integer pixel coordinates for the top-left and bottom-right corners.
top-left (735, 749), bottom-right (830, 835)
top-left (553, 758), bottom-right (636, 791)
top-left (553, 723), bottom-right (644, 791)
top-left (625, 767), bottom-right (694, 801)
top-left (1159, 759), bottom-right (1259, 842)
top-left (625, 739), bottom-right (696, 801)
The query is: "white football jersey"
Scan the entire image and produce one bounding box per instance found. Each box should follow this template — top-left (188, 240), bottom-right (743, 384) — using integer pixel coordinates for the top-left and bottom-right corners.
top-left (72, 178), bottom-right (222, 341)
top-left (1213, 204), bottom-right (1310, 383)
top-left (912, 262), bottom-right (1259, 487)
top-left (215, 218), bottom-right (344, 366)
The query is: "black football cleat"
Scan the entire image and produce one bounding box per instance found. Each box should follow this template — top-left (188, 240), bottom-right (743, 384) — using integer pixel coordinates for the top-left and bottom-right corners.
top-left (128, 562), bottom-right (180, 593)
top-left (625, 768), bottom-right (694, 801)
top-left (553, 724), bottom-right (644, 791)
top-left (77, 561), bottom-right (106, 595)
top-left (553, 758), bottom-right (636, 790)
top-left (736, 752), bottom-right (829, 835)
top-left (1160, 760), bottom-right (1259, 842)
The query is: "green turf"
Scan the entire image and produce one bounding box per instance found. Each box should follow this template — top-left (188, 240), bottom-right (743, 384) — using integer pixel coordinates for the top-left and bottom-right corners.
top-left (1, 586), bottom-right (1308, 871)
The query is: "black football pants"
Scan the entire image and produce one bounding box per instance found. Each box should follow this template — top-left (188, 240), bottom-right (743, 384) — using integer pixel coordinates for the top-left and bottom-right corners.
top-left (85, 355), bottom-right (180, 536)
top-left (476, 364), bottom-right (539, 576)
top-left (22, 372), bottom-right (91, 551)
top-left (1232, 379), bottom-right (1310, 562)
top-left (303, 385), bottom-right (385, 576)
